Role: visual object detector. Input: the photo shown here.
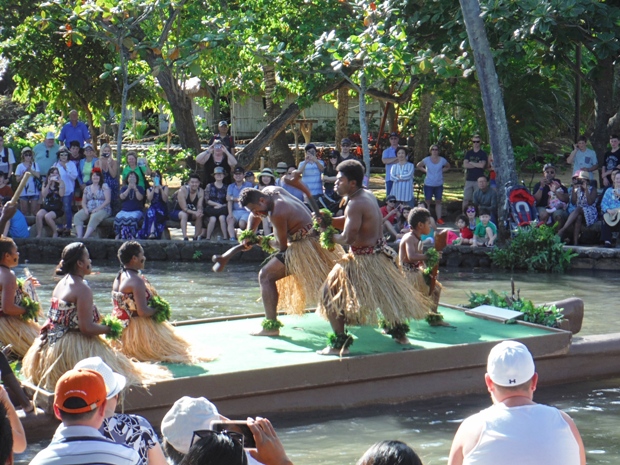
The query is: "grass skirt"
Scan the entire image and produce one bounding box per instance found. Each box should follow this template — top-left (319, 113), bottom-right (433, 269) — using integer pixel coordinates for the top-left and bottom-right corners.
top-left (276, 237), bottom-right (344, 315)
top-left (22, 332), bottom-right (169, 392)
top-left (318, 252), bottom-right (430, 326)
top-left (112, 317), bottom-right (214, 364)
top-left (0, 317), bottom-right (39, 358)
top-left (402, 268), bottom-right (442, 314)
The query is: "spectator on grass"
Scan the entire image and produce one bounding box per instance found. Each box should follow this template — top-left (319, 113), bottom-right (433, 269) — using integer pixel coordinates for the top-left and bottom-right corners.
top-left (138, 171), bottom-right (169, 240)
top-left (472, 176), bottom-right (498, 224)
top-left (122, 151), bottom-right (150, 190)
top-left (324, 150), bottom-right (343, 201)
top-left (114, 171), bottom-right (144, 240)
top-left (298, 144), bottom-right (325, 200)
top-left (380, 195), bottom-right (403, 240)
top-left (567, 135), bottom-right (598, 182)
top-left (74, 168), bottom-right (111, 239)
top-left (357, 441), bottom-right (423, 465)
top-left (0, 134), bottom-right (16, 179)
top-left (532, 163), bottom-right (569, 228)
top-left (33, 132), bottom-right (59, 178)
top-left (447, 341), bottom-right (585, 465)
top-left (58, 109), bottom-right (91, 148)
top-left (227, 167), bottom-right (253, 242)
top-left (382, 133), bottom-right (400, 195)
top-left (53, 147), bottom-right (78, 236)
top-left (171, 173), bottom-right (204, 241)
top-left (36, 167), bottom-right (65, 238)
top-left (0, 174), bottom-right (12, 203)
top-left (203, 167), bottom-right (229, 241)
top-left (462, 135), bottom-right (487, 213)
top-left (390, 147), bottom-right (415, 206)
top-left (602, 134), bottom-right (620, 189)
top-left (196, 139), bottom-right (237, 186)
top-left (15, 147), bottom-right (41, 215)
top-left (417, 143), bottom-right (450, 225)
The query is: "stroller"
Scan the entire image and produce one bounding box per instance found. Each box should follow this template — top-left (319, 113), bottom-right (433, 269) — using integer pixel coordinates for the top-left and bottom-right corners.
top-left (504, 182), bottom-right (539, 235)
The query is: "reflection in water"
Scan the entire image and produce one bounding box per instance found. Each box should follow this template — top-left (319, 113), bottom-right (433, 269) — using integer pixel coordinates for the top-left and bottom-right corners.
top-left (14, 262), bottom-right (620, 464)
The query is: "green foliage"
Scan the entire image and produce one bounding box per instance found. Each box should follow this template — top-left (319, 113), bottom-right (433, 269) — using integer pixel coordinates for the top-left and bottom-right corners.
top-left (261, 318), bottom-right (284, 331)
top-left (466, 290), bottom-right (564, 328)
top-left (101, 315), bottom-right (124, 340)
top-left (327, 331), bottom-right (354, 349)
top-left (194, 116), bottom-right (214, 143)
top-left (379, 318), bottom-right (410, 340)
top-left (144, 144), bottom-right (191, 181)
top-left (489, 224), bottom-right (577, 273)
top-left (148, 296), bottom-right (171, 323)
top-left (192, 250), bottom-right (203, 260)
top-left (123, 120), bottom-right (154, 143)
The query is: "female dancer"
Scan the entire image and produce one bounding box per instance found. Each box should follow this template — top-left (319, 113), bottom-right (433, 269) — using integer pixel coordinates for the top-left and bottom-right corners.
top-left (21, 243), bottom-right (150, 391)
top-left (0, 238), bottom-right (40, 358)
top-left (111, 241), bottom-right (212, 364)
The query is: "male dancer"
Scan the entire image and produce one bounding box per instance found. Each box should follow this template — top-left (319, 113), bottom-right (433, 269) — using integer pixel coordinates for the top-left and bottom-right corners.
top-left (239, 186), bottom-right (343, 336)
top-left (317, 160), bottom-right (431, 355)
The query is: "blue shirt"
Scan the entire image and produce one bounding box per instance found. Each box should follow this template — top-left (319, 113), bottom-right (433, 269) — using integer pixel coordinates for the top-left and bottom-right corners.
top-left (298, 160), bottom-right (325, 196)
top-left (276, 178), bottom-right (304, 201)
top-left (58, 121), bottom-right (91, 147)
top-left (227, 181), bottom-right (253, 211)
top-left (8, 210), bottom-right (29, 239)
top-left (382, 147), bottom-right (397, 181)
top-left (33, 142), bottom-right (59, 176)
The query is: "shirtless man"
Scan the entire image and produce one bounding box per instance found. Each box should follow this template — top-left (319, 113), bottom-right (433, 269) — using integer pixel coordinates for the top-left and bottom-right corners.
top-left (317, 160), bottom-right (427, 355)
top-left (239, 186), bottom-right (342, 336)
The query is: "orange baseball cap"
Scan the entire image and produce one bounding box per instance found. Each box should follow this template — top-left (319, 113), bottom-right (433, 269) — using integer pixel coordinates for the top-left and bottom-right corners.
top-left (54, 368), bottom-right (107, 414)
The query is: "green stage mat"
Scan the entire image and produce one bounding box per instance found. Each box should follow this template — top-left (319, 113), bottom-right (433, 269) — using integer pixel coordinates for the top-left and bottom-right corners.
top-left (165, 306), bottom-right (551, 378)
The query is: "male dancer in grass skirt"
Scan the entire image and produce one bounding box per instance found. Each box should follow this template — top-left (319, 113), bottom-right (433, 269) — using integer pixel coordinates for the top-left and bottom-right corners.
top-left (316, 160), bottom-right (431, 355)
top-left (239, 186), bottom-right (344, 336)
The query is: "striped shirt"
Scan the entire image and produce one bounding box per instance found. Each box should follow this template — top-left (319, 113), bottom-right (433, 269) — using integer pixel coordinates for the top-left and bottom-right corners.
top-left (390, 162), bottom-right (415, 202)
top-left (298, 160), bottom-right (325, 196)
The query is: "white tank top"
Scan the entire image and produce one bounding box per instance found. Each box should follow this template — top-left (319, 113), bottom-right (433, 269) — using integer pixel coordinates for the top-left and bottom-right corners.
top-left (463, 403), bottom-right (580, 465)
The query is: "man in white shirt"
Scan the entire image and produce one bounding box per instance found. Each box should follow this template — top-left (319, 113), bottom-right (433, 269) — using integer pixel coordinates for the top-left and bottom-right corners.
top-left (30, 368), bottom-right (139, 465)
top-left (381, 132), bottom-right (400, 195)
top-left (448, 341), bottom-right (585, 465)
top-left (567, 135), bottom-right (598, 182)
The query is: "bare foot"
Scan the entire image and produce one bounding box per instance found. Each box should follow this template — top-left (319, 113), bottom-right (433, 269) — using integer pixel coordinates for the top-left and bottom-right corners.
top-left (250, 328), bottom-right (280, 337)
top-left (316, 346), bottom-right (350, 356)
top-left (394, 336), bottom-right (410, 345)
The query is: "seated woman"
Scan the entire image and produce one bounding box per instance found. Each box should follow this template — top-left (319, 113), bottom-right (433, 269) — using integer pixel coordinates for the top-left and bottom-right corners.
top-left (21, 242), bottom-right (151, 391)
top-left (121, 151), bottom-right (150, 190)
top-left (111, 241), bottom-right (213, 364)
top-left (0, 237), bottom-right (41, 358)
top-left (73, 167), bottom-right (112, 239)
top-left (95, 143), bottom-right (119, 212)
top-left (138, 171), bottom-right (169, 240)
top-left (35, 167), bottom-right (65, 238)
top-left (203, 167), bottom-right (229, 241)
top-left (114, 171), bottom-right (144, 240)
top-left (557, 170), bottom-right (599, 245)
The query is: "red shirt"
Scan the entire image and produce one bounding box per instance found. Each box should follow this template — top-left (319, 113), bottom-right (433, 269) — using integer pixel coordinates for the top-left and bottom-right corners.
top-left (460, 226), bottom-right (473, 239)
top-left (380, 205), bottom-right (398, 224)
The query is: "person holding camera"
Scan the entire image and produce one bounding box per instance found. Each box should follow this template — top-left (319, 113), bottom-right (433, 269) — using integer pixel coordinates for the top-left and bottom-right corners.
top-left (197, 140), bottom-right (237, 186)
top-left (557, 170), bottom-right (598, 245)
top-left (114, 172), bottom-right (145, 240)
top-left (380, 195), bottom-right (404, 241)
top-left (532, 163), bottom-right (569, 227)
top-left (36, 167), bottom-right (65, 238)
top-left (95, 143), bottom-right (119, 211)
top-left (139, 171), bottom-right (169, 240)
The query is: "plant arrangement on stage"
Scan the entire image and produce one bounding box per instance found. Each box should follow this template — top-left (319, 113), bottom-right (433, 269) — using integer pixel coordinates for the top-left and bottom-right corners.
top-left (101, 315), bottom-right (124, 340)
top-left (425, 312), bottom-right (445, 325)
top-left (313, 208), bottom-right (338, 251)
top-left (327, 331), bottom-right (354, 349)
top-left (149, 296), bottom-right (171, 323)
top-left (379, 318), bottom-right (410, 340)
top-left (489, 224), bottom-right (577, 273)
top-left (466, 289), bottom-right (564, 328)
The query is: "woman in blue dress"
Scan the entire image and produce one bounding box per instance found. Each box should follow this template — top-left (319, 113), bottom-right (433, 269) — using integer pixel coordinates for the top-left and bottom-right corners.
top-left (139, 171), bottom-right (169, 239)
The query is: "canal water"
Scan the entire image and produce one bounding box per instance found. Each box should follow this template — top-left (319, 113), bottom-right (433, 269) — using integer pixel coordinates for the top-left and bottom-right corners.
top-left (13, 262), bottom-right (620, 464)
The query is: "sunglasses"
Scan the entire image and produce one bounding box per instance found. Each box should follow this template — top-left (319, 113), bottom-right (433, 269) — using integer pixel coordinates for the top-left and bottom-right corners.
top-left (341, 144), bottom-right (351, 147)
top-left (387, 200), bottom-right (396, 203)
top-left (472, 140), bottom-right (481, 143)
top-left (190, 430), bottom-right (245, 459)
top-left (466, 208), bottom-right (476, 213)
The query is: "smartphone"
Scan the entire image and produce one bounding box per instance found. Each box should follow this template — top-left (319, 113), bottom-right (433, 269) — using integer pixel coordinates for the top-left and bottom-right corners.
top-left (154, 177), bottom-right (160, 186)
top-left (211, 420), bottom-right (256, 448)
top-left (137, 157), bottom-right (146, 167)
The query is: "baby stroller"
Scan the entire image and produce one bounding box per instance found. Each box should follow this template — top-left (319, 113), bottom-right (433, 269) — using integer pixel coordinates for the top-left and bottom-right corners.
top-left (504, 182), bottom-right (539, 235)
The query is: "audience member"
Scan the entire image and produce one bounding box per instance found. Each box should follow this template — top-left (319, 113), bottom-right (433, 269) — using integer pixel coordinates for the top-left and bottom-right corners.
top-left (275, 162), bottom-right (288, 177)
top-left (380, 195), bottom-right (403, 240)
top-left (95, 143), bottom-right (119, 211)
top-left (53, 146), bottom-right (78, 236)
top-left (472, 207), bottom-right (496, 247)
top-left (0, 385), bottom-right (27, 462)
top-left (29, 368), bottom-right (140, 465)
top-left (122, 151), bottom-right (150, 190)
top-left (557, 170), bottom-right (598, 245)
top-left (382, 133), bottom-right (400, 195)
top-left (203, 167), bottom-right (229, 241)
top-left (602, 135), bottom-right (620, 189)
top-left (138, 171), bottom-right (169, 240)
top-left (356, 441), bottom-right (423, 465)
top-left (599, 171), bottom-right (620, 248)
top-left (78, 143), bottom-right (98, 189)
top-left (208, 121), bottom-right (235, 154)
top-left (74, 357), bottom-right (167, 465)
top-left (398, 205), bottom-right (412, 234)
top-left (298, 144), bottom-right (325, 200)
top-left (447, 340), bottom-right (585, 465)
top-left (276, 165), bottom-right (304, 202)
top-left (340, 138), bottom-right (356, 161)
top-left (454, 214), bottom-right (474, 245)
top-left (68, 140), bottom-right (83, 179)
top-left (390, 147), bottom-right (415, 206)
top-left (0, 350), bottom-right (33, 413)
top-left (36, 167), bottom-right (65, 238)
top-left (33, 132), bottom-right (59, 179)
top-left (74, 168), bottom-right (111, 239)
top-left (171, 173), bottom-right (204, 241)
top-left (472, 176), bottom-right (498, 224)
top-left (417, 143), bottom-right (450, 224)
top-left (257, 168), bottom-right (276, 235)
top-left (415, 201), bottom-right (437, 246)
top-left (196, 139), bottom-right (237, 186)
top-left (462, 135), bottom-right (487, 212)
top-left (567, 135), bottom-right (598, 182)
top-left (0, 200), bottom-right (28, 239)
top-left (488, 153), bottom-right (497, 189)
top-left (0, 173), bottom-right (13, 203)
top-left (58, 109), bottom-right (92, 147)
top-left (532, 163), bottom-right (569, 228)
top-left (0, 134), bottom-right (15, 179)
top-left (465, 205), bottom-right (478, 232)
top-left (323, 150), bottom-right (343, 203)
top-left (114, 171), bottom-right (144, 240)
top-left (15, 147), bottom-right (41, 215)
top-left (245, 171), bottom-right (257, 187)
top-left (227, 166), bottom-right (253, 241)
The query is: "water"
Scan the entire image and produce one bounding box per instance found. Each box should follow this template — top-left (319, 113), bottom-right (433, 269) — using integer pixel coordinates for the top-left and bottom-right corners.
top-left (12, 262), bottom-right (620, 463)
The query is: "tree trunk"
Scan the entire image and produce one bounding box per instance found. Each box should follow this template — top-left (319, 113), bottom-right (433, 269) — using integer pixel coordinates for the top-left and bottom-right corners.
top-left (413, 89), bottom-right (436, 163)
top-left (262, 64), bottom-right (291, 167)
top-left (359, 73), bottom-right (371, 175)
top-left (590, 57), bottom-right (616, 173)
top-left (336, 86), bottom-right (349, 149)
top-left (459, 0), bottom-right (517, 227)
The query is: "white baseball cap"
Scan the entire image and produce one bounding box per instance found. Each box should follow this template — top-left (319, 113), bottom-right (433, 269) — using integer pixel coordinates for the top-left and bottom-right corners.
top-left (487, 341), bottom-right (535, 387)
top-left (74, 356), bottom-right (126, 399)
top-left (45, 132), bottom-right (56, 140)
top-left (161, 396), bottom-right (221, 454)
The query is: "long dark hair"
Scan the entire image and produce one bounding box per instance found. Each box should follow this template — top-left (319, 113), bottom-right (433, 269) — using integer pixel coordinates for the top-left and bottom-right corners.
top-left (356, 441), bottom-right (423, 465)
top-left (179, 432), bottom-right (247, 465)
top-left (56, 242), bottom-right (88, 276)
